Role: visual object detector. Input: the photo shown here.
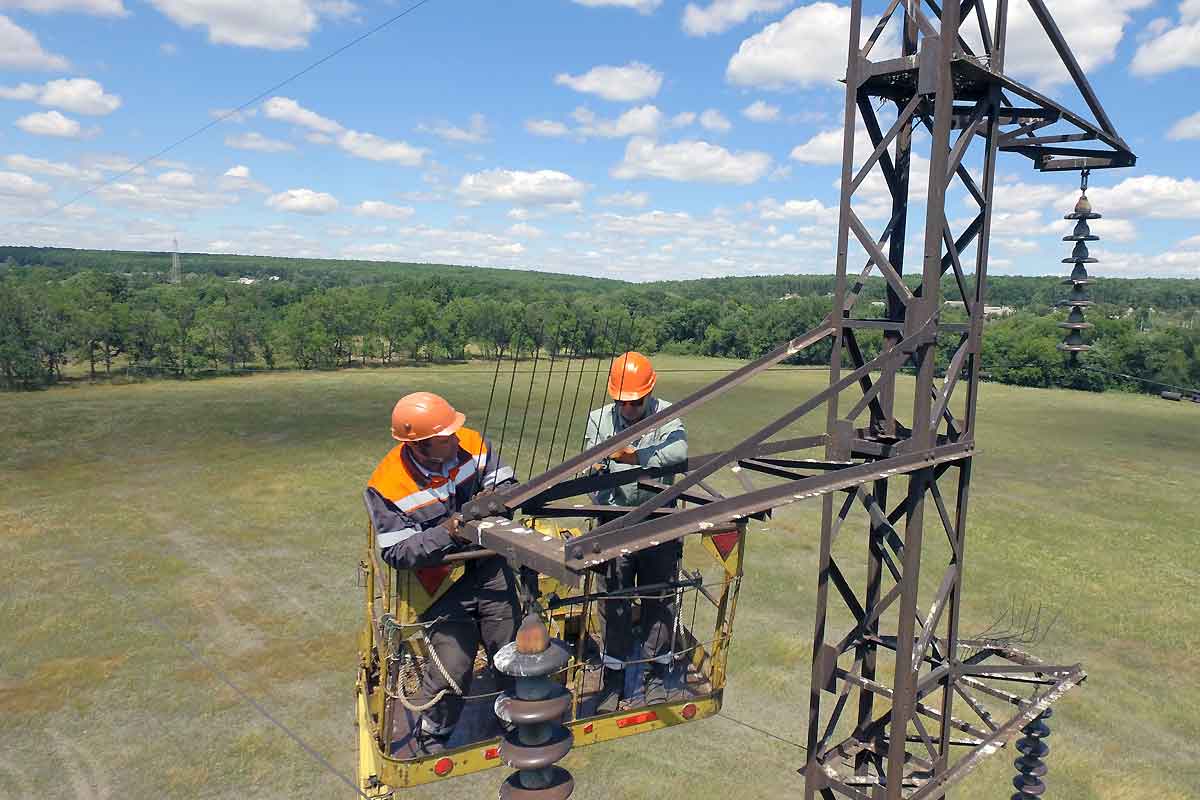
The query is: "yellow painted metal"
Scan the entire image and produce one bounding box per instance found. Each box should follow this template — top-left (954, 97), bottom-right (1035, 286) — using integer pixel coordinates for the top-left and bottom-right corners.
top-left (354, 680), bottom-right (724, 789)
top-left (356, 515), bottom-right (746, 790)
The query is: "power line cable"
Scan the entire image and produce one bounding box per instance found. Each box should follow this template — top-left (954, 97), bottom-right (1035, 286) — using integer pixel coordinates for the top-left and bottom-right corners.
top-left (716, 711), bottom-right (808, 752)
top-left (40, 0), bottom-right (436, 220)
top-left (80, 560), bottom-right (373, 799)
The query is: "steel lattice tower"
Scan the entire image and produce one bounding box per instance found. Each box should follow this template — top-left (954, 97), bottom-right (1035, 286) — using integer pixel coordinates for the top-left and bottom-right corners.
top-left (464, 0), bottom-right (1134, 796)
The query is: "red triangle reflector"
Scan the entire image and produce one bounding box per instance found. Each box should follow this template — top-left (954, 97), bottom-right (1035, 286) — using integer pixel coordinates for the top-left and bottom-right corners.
top-left (710, 531), bottom-right (739, 561)
top-left (415, 564), bottom-right (453, 596)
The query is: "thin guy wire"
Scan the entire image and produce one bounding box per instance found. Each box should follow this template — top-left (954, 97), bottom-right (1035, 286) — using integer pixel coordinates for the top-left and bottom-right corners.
top-left (582, 316), bottom-right (621, 454)
top-left (529, 320), bottom-right (563, 479)
top-left (40, 0), bottom-right (436, 220)
top-left (546, 319), bottom-right (581, 472)
top-left (559, 317), bottom-right (599, 465)
top-left (715, 712), bottom-right (809, 753)
top-left (473, 340), bottom-right (506, 493)
top-left (492, 329), bottom-right (523, 480)
top-left (85, 561), bottom-right (372, 799)
top-left (512, 320), bottom-right (546, 480)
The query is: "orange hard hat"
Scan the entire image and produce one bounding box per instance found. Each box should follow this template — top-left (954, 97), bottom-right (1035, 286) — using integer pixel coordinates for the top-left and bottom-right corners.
top-left (608, 351), bottom-right (657, 401)
top-left (390, 392), bottom-right (466, 442)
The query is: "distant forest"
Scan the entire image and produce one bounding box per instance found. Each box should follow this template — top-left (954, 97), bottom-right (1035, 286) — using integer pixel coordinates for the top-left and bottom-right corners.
top-left (1, 246), bottom-right (1197, 396)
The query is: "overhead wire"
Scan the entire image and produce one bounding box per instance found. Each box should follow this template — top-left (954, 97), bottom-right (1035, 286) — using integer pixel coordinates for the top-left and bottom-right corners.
top-left (40, 0), bottom-right (437, 220)
top-left (79, 558), bottom-right (373, 799)
top-left (716, 711), bottom-right (808, 752)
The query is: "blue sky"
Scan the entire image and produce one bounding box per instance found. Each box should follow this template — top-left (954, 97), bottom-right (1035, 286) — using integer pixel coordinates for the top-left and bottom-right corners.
top-left (0, 0), bottom-right (1197, 280)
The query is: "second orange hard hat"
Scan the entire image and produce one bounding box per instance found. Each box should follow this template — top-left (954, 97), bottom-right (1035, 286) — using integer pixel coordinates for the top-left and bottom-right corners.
top-left (390, 392), bottom-right (466, 442)
top-left (607, 351), bottom-right (657, 401)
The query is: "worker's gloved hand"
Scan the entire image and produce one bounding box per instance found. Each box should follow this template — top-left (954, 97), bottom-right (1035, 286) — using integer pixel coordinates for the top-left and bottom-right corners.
top-left (610, 446), bottom-right (639, 465)
top-left (444, 513), bottom-right (470, 543)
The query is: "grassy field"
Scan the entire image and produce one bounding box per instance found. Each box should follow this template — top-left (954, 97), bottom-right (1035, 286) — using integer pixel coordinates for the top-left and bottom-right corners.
top-left (2, 356), bottom-right (1198, 799)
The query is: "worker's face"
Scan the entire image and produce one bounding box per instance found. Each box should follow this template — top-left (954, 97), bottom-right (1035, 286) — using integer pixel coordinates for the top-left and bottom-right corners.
top-left (618, 396), bottom-right (647, 423)
top-left (411, 433), bottom-right (460, 467)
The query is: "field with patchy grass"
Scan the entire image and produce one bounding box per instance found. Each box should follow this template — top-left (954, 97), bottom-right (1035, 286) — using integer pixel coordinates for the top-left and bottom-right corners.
top-left (2, 356), bottom-right (1197, 799)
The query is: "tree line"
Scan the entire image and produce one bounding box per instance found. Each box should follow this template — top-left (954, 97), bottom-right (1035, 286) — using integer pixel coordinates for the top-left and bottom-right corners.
top-left (0, 248), bottom-right (1196, 395)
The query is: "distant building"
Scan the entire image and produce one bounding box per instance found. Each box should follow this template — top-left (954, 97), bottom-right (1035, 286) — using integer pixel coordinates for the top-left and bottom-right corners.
top-left (236, 277), bottom-right (258, 285)
top-left (944, 300), bottom-right (1013, 318)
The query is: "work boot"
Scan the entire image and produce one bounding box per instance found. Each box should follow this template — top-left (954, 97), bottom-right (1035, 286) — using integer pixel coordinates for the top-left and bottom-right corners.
top-left (413, 726), bottom-right (451, 757)
top-left (644, 664), bottom-right (669, 705)
top-left (595, 668), bottom-right (624, 714)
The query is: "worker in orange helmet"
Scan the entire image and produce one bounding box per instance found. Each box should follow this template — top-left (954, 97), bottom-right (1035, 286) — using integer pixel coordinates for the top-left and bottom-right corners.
top-left (363, 392), bottom-right (518, 755)
top-left (584, 351), bottom-right (688, 712)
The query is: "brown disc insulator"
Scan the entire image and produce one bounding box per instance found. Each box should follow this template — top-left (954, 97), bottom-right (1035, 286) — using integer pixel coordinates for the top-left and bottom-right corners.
top-left (494, 614), bottom-right (574, 800)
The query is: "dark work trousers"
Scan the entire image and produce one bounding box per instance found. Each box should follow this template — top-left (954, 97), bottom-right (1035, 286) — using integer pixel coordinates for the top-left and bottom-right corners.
top-left (599, 539), bottom-right (683, 670)
top-left (415, 555), bottom-right (520, 737)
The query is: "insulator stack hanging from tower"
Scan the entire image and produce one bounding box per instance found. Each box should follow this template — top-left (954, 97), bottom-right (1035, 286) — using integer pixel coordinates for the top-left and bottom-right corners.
top-left (1011, 708), bottom-right (1052, 799)
top-left (1058, 170), bottom-right (1100, 360)
top-left (494, 613), bottom-right (575, 800)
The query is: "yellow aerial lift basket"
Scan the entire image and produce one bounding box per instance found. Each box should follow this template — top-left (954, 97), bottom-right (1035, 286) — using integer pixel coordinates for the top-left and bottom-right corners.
top-left (355, 517), bottom-right (747, 794)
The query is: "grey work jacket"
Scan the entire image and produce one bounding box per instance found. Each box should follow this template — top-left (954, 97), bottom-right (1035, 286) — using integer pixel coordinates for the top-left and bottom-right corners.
top-left (583, 396), bottom-right (688, 508)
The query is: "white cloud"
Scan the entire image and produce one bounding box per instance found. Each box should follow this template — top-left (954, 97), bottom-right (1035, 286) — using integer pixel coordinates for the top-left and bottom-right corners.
top-left (571, 0), bottom-right (661, 12)
top-left (1081, 174), bottom-right (1200, 219)
top-left (526, 118), bottom-right (569, 137)
top-left (211, 106), bottom-right (257, 123)
top-left (267, 188), bottom-right (339, 215)
top-left (1131, 0), bottom-right (1200, 76)
top-left (572, 104), bottom-right (663, 138)
top-left (2, 78), bottom-right (121, 115)
top-left (0, 0), bottom-right (125, 13)
top-left (1167, 110), bottom-right (1200, 140)
top-left (699, 108), bottom-right (732, 132)
top-left (683, 0), bottom-right (793, 36)
top-left (354, 200), bottom-right (415, 220)
top-left (594, 209), bottom-right (699, 236)
top-left (4, 153), bottom-right (100, 181)
top-left (457, 169), bottom-right (587, 206)
top-left (508, 222), bottom-right (544, 238)
top-left (990, 179), bottom-right (1066, 213)
top-left (612, 137), bottom-right (772, 184)
top-left (313, 0), bottom-right (358, 18)
top-left (225, 131), bottom-right (295, 152)
top-left (1044, 215), bottom-right (1137, 242)
top-left (554, 62), bottom-right (663, 102)
top-left (759, 196), bottom-right (837, 223)
top-left (727, 2), bottom-right (892, 89)
top-left (15, 110), bottom-right (84, 138)
top-left (671, 111), bottom-right (697, 127)
top-left (988, 0), bottom-right (1152, 87)
top-left (1087, 245), bottom-right (1200, 277)
top-left (83, 153), bottom-right (143, 174)
top-left (147, 0), bottom-right (318, 50)
top-left (40, 78), bottom-right (120, 115)
top-left (262, 96), bottom-right (342, 133)
top-left (219, 164), bottom-right (268, 193)
top-left (0, 15), bottom-right (70, 70)
top-left (598, 190), bottom-right (650, 207)
top-left (742, 99), bottom-right (780, 121)
top-left (789, 126), bottom-right (846, 164)
top-left (419, 113), bottom-right (489, 143)
top-left (337, 130), bottom-right (425, 164)
top-left (156, 169), bottom-right (195, 188)
top-left (0, 170), bottom-right (51, 197)
top-left (0, 83), bottom-right (37, 100)
top-left (98, 175), bottom-right (237, 213)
